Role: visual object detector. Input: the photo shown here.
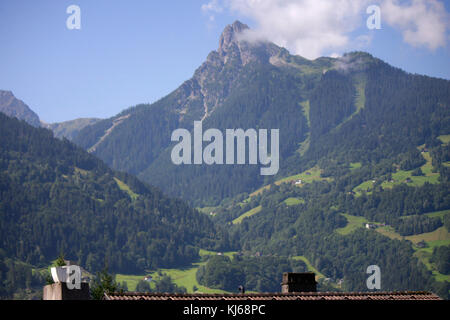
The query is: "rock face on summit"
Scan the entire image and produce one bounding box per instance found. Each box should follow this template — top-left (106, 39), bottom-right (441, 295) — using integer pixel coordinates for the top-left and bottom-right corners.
top-left (0, 90), bottom-right (41, 127)
top-left (175, 21), bottom-right (284, 121)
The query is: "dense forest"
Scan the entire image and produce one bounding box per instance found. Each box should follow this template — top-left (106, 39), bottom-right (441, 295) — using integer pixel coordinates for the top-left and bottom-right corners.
top-left (0, 113), bottom-right (225, 298)
top-left (196, 255), bottom-right (307, 292)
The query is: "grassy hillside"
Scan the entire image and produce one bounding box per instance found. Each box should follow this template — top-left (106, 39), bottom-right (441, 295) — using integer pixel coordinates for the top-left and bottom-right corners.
top-left (246, 166), bottom-right (330, 199)
top-left (353, 150), bottom-right (440, 196)
top-left (116, 249), bottom-right (238, 293)
top-left (336, 214), bottom-right (369, 235)
top-left (232, 206), bottom-right (262, 224)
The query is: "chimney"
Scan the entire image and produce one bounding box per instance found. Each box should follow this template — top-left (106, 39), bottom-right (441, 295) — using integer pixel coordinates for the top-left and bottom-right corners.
top-left (43, 265), bottom-right (90, 300)
top-left (43, 282), bottom-right (90, 300)
top-left (281, 272), bottom-right (317, 293)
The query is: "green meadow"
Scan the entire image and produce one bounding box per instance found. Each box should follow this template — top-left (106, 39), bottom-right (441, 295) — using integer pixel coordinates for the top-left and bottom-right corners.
top-left (114, 177), bottom-right (139, 200)
top-left (232, 205), bottom-right (262, 224)
top-left (283, 197), bottom-right (305, 206)
top-left (116, 249), bottom-right (238, 293)
top-left (335, 214), bottom-right (369, 235)
top-left (353, 151), bottom-right (440, 196)
top-left (292, 256), bottom-right (326, 280)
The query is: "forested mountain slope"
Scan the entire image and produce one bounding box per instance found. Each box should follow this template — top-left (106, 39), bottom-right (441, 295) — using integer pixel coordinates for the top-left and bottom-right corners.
top-left (73, 22), bottom-right (450, 207)
top-left (0, 112), bottom-right (223, 288)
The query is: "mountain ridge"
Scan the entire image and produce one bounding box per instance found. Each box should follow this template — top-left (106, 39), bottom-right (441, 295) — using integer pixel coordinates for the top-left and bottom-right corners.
top-left (0, 90), bottom-right (41, 127)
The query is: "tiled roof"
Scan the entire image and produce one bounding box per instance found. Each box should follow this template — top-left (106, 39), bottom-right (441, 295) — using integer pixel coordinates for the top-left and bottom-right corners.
top-left (104, 291), bottom-right (441, 301)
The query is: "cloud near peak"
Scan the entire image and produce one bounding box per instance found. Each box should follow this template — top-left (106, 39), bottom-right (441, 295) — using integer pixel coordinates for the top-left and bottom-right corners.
top-left (202, 0), bottom-right (449, 59)
top-left (382, 0), bottom-right (449, 50)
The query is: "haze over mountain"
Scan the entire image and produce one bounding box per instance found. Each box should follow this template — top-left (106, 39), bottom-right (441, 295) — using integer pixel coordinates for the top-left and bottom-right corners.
top-left (45, 118), bottom-right (102, 140)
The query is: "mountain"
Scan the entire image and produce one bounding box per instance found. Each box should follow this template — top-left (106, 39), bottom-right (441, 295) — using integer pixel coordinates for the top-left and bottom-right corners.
top-left (45, 118), bottom-right (102, 140)
top-left (72, 21), bottom-right (332, 204)
top-left (0, 112), bottom-right (224, 298)
top-left (0, 90), bottom-right (41, 127)
top-left (69, 21), bottom-right (450, 297)
top-left (73, 21), bottom-right (450, 207)
top-left (1, 20), bottom-right (449, 299)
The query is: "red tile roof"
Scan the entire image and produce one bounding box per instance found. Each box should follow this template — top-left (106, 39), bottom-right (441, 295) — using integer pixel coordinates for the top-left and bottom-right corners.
top-left (104, 291), bottom-right (441, 301)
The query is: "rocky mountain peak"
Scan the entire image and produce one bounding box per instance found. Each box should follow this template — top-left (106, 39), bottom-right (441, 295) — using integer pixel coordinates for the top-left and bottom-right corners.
top-left (0, 90), bottom-right (41, 127)
top-left (218, 20), bottom-right (250, 54)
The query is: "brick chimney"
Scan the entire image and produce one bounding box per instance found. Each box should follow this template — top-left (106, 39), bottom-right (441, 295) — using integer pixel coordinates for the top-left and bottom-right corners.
top-left (281, 272), bottom-right (317, 293)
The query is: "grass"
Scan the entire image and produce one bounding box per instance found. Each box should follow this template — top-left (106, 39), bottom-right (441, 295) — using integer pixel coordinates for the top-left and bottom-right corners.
top-left (113, 177), bottom-right (139, 200)
top-left (297, 135), bottom-right (310, 156)
top-left (332, 75), bottom-right (366, 132)
top-left (354, 76), bottom-right (366, 113)
top-left (116, 263), bottom-right (226, 294)
top-left (283, 197), bottom-right (305, 206)
top-left (276, 167), bottom-right (332, 186)
top-left (424, 209), bottom-right (449, 221)
top-left (353, 151), bottom-right (440, 196)
top-left (115, 274), bottom-right (146, 291)
top-left (300, 100), bottom-right (310, 126)
top-left (292, 256), bottom-right (326, 280)
top-left (149, 263), bottom-right (229, 294)
top-left (196, 206), bottom-right (218, 216)
top-left (199, 249), bottom-right (237, 260)
top-left (233, 167), bottom-right (331, 223)
top-left (247, 167), bottom-right (331, 199)
top-left (117, 249), bottom-right (238, 293)
top-left (406, 227), bottom-right (450, 244)
top-left (335, 214), bottom-right (369, 235)
top-left (353, 180), bottom-right (374, 195)
top-left (74, 167), bottom-right (89, 176)
top-left (232, 167), bottom-right (330, 224)
top-left (376, 226), bottom-right (450, 245)
top-left (438, 135), bottom-right (450, 145)
top-left (349, 162), bottom-right (362, 171)
top-left (242, 167), bottom-right (331, 202)
top-left (413, 250), bottom-right (450, 282)
top-left (232, 205), bottom-right (262, 224)
top-left (375, 226), bottom-right (403, 241)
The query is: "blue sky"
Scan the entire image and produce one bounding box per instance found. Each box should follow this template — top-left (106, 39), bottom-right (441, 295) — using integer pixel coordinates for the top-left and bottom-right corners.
top-left (0, 0), bottom-right (449, 123)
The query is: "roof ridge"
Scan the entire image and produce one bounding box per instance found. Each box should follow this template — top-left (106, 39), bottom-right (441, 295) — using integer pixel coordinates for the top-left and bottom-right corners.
top-left (107, 291), bottom-right (438, 297)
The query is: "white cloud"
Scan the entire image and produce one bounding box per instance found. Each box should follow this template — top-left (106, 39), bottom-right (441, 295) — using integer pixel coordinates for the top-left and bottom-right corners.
top-left (225, 0), bottom-right (372, 59)
top-left (202, 0), bottom-right (449, 58)
top-left (381, 0), bottom-right (449, 50)
top-left (202, 0), bottom-right (223, 13)
top-left (202, 0), bottom-right (224, 27)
